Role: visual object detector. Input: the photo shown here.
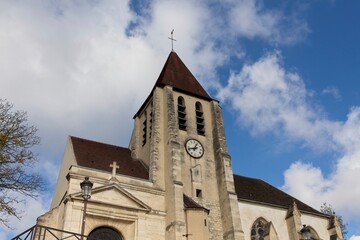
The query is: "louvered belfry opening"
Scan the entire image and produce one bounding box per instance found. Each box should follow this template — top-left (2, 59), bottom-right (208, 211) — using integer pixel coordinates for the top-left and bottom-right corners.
top-left (195, 102), bottom-right (205, 135)
top-left (149, 106), bottom-right (153, 139)
top-left (178, 97), bottom-right (187, 130)
top-left (142, 112), bottom-right (147, 146)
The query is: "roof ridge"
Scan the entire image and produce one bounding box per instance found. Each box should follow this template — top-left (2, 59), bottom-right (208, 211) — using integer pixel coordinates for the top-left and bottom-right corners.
top-left (233, 173), bottom-right (262, 181)
top-left (70, 135), bottom-right (129, 150)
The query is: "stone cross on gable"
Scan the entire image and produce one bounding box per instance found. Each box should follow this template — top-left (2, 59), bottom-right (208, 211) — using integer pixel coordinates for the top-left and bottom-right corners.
top-left (110, 161), bottom-right (119, 178)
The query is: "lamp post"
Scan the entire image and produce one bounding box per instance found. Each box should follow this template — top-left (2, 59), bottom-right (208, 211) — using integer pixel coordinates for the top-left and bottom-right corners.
top-left (80, 177), bottom-right (93, 240)
top-left (300, 224), bottom-right (311, 240)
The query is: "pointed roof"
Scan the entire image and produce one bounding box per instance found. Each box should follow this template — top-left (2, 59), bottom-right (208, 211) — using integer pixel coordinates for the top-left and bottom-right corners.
top-left (155, 51), bottom-right (212, 100)
top-left (134, 52), bottom-right (212, 118)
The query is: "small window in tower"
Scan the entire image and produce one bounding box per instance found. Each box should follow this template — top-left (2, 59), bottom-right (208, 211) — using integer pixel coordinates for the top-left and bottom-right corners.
top-left (149, 109), bottom-right (153, 139)
top-left (142, 114), bottom-right (147, 146)
top-left (178, 97), bottom-right (187, 130)
top-left (204, 219), bottom-right (207, 226)
top-left (195, 102), bottom-right (205, 135)
top-left (196, 189), bottom-right (202, 198)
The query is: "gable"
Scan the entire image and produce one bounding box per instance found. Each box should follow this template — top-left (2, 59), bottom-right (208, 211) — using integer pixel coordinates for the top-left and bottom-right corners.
top-left (74, 184), bottom-right (151, 212)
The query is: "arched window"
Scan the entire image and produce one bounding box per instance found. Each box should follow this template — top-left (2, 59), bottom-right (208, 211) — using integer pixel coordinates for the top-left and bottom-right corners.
top-left (307, 226), bottom-right (320, 240)
top-left (195, 102), bottom-right (205, 135)
top-left (251, 218), bottom-right (269, 240)
top-left (88, 227), bottom-right (123, 240)
top-left (178, 97), bottom-right (187, 130)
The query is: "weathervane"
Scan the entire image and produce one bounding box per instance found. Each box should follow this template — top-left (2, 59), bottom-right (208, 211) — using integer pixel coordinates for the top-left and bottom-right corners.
top-left (168, 29), bottom-right (176, 51)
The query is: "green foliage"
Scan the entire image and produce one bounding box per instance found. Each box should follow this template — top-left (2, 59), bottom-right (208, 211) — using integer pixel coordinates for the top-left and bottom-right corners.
top-left (0, 99), bottom-right (43, 228)
top-left (320, 202), bottom-right (347, 239)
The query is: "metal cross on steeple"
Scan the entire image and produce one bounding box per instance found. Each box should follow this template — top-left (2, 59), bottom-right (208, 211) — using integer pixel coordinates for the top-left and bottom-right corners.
top-left (168, 29), bottom-right (176, 51)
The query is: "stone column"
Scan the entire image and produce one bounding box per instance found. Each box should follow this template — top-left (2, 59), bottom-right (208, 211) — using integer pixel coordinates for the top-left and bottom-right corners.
top-left (211, 101), bottom-right (245, 240)
top-left (286, 201), bottom-right (302, 240)
top-left (149, 88), bottom-right (163, 188)
top-left (164, 87), bottom-right (186, 240)
top-left (328, 215), bottom-right (344, 240)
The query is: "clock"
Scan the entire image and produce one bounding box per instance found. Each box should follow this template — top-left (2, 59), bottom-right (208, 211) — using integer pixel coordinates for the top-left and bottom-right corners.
top-left (185, 139), bottom-right (204, 158)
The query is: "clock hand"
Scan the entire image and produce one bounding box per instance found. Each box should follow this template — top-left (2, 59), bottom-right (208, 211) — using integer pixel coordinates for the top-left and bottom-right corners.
top-left (190, 146), bottom-right (198, 151)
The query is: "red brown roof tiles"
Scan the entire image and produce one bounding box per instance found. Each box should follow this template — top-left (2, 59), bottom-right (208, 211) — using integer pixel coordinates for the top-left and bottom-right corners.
top-left (233, 174), bottom-right (325, 216)
top-left (134, 51), bottom-right (212, 118)
top-left (155, 51), bottom-right (212, 101)
top-left (70, 136), bottom-right (149, 180)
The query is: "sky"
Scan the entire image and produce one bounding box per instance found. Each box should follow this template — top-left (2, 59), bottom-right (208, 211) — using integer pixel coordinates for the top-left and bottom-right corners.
top-left (0, 0), bottom-right (359, 239)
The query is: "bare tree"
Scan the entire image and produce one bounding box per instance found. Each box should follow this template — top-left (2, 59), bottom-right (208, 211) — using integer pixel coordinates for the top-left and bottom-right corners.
top-left (0, 99), bottom-right (43, 227)
top-left (320, 202), bottom-right (347, 239)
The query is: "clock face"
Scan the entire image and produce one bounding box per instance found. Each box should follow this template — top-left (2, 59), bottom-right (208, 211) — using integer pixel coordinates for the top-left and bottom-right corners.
top-left (185, 139), bottom-right (204, 158)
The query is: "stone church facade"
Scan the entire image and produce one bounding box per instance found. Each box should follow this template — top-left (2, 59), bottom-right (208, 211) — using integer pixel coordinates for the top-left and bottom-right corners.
top-left (35, 52), bottom-right (343, 240)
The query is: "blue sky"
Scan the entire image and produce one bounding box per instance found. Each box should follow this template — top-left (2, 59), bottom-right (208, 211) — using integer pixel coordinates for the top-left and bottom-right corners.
top-left (0, 0), bottom-right (359, 239)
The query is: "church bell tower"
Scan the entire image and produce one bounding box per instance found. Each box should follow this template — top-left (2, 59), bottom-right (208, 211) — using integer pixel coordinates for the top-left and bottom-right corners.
top-left (129, 51), bottom-right (245, 240)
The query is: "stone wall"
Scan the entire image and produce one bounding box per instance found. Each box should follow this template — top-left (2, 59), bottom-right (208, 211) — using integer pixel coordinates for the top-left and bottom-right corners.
top-left (238, 200), bottom-right (331, 240)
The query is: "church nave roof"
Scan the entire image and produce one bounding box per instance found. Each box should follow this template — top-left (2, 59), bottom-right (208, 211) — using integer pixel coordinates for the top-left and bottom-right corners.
top-left (70, 136), bottom-right (149, 180)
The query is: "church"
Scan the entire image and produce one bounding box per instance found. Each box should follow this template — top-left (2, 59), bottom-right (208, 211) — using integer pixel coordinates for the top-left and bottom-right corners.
top-left (24, 52), bottom-right (343, 240)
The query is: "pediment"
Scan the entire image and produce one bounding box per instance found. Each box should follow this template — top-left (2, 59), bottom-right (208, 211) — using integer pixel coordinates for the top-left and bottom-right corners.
top-left (72, 184), bottom-right (151, 212)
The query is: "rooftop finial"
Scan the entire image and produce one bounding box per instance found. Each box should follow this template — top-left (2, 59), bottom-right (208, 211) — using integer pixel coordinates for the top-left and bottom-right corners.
top-left (168, 29), bottom-right (176, 51)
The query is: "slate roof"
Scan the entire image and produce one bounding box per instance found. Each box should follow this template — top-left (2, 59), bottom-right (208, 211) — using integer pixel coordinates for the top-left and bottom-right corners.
top-left (70, 136), bottom-right (149, 180)
top-left (155, 51), bottom-right (212, 101)
top-left (183, 194), bottom-right (209, 213)
top-left (233, 174), bottom-right (325, 216)
top-left (134, 51), bottom-right (212, 118)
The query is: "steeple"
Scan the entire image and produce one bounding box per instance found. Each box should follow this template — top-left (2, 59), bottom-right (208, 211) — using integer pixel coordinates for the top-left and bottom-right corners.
top-left (134, 51), bottom-right (212, 118)
top-left (155, 51), bottom-right (212, 100)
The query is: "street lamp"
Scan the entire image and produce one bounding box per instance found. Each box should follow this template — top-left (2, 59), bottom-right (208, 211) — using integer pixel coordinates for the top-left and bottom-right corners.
top-left (300, 224), bottom-right (311, 240)
top-left (80, 176), bottom-right (93, 199)
top-left (80, 177), bottom-right (93, 240)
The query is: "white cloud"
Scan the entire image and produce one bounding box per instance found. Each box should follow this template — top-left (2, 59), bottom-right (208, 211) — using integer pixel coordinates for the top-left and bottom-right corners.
top-left (322, 86), bottom-right (342, 101)
top-left (350, 236), bottom-right (360, 240)
top-left (229, 0), bottom-right (280, 39)
top-left (227, 0), bottom-right (309, 44)
top-left (0, 0), bottom-right (145, 147)
top-left (218, 52), bottom-right (360, 230)
top-left (137, 0), bottom-right (228, 88)
top-left (283, 162), bottom-right (332, 208)
top-left (217, 53), bottom-right (335, 150)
